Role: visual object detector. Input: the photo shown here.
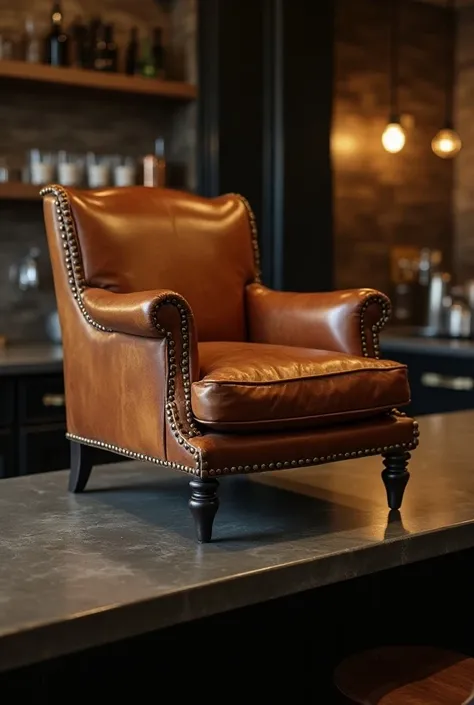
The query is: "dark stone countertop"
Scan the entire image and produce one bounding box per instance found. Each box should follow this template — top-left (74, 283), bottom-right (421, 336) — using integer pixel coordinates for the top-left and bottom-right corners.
top-left (382, 327), bottom-right (474, 358)
top-left (0, 344), bottom-right (63, 376)
top-left (1, 410), bottom-right (474, 671)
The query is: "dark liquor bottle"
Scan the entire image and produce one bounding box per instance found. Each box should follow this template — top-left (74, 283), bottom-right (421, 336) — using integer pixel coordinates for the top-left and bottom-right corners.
top-left (85, 16), bottom-right (102, 69)
top-left (125, 26), bottom-right (138, 75)
top-left (93, 22), bottom-right (116, 71)
top-left (152, 27), bottom-right (165, 79)
top-left (140, 27), bottom-right (165, 79)
top-left (104, 24), bottom-right (118, 72)
top-left (69, 15), bottom-right (87, 68)
top-left (44, 1), bottom-right (69, 66)
top-left (139, 33), bottom-right (155, 78)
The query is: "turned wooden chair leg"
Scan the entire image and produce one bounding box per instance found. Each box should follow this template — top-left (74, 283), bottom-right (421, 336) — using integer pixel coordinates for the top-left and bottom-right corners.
top-left (381, 451), bottom-right (410, 510)
top-left (188, 478), bottom-right (220, 543)
top-left (69, 441), bottom-right (94, 493)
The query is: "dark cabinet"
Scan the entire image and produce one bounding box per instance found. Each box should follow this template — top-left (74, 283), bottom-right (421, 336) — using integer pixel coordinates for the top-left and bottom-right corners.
top-left (0, 369), bottom-right (124, 479)
top-left (18, 425), bottom-right (70, 476)
top-left (0, 378), bottom-right (14, 426)
top-left (0, 429), bottom-right (14, 479)
top-left (382, 346), bottom-right (474, 417)
top-left (16, 373), bottom-right (68, 476)
top-left (18, 375), bottom-right (66, 425)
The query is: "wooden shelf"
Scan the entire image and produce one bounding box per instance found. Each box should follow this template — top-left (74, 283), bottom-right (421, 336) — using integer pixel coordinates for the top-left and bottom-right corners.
top-left (0, 60), bottom-right (197, 101)
top-left (0, 183), bottom-right (42, 201)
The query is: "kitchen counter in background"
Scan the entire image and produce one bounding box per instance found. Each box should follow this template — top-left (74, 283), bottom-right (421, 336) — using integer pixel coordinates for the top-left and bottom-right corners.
top-left (382, 327), bottom-right (474, 358)
top-left (382, 327), bottom-right (474, 416)
top-left (0, 343), bottom-right (63, 376)
top-left (0, 344), bottom-right (116, 479)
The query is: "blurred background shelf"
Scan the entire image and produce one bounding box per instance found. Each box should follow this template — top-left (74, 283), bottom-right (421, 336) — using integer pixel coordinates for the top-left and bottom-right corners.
top-left (0, 183), bottom-right (41, 201)
top-left (0, 60), bottom-right (197, 101)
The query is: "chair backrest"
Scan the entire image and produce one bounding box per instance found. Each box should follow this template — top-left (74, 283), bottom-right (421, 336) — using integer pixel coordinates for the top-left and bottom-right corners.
top-left (45, 186), bottom-right (260, 341)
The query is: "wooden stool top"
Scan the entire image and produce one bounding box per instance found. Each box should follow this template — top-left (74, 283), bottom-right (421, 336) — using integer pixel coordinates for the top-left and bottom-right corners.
top-left (334, 646), bottom-right (474, 705)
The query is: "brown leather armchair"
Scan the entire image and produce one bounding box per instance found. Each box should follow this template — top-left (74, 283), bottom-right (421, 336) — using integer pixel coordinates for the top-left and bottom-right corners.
top-left (41, 185), bottom-right (418, 543)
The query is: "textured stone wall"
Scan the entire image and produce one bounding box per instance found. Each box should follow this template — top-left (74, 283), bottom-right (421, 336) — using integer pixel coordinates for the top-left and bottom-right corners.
top-left (0, 0), bottom-right (196, 343)
top-left (333, 0), bottom-right (453, 294)
top-left (454, 6), bottom-right (474, 283)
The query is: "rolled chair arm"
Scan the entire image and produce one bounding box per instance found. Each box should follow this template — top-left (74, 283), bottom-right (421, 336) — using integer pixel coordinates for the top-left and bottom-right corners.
top-left (82, 287), bottom-right (199, 380)
top-left (246, 283), bottom-right (391, 358)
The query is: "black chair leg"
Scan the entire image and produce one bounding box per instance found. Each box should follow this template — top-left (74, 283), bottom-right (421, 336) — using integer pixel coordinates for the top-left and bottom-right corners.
top-left (381, 451), bottom-right (410, 510)
top-left (69, 441), bottom-right (94, 493)
top-left (188, 478), bottom-right (220, 543)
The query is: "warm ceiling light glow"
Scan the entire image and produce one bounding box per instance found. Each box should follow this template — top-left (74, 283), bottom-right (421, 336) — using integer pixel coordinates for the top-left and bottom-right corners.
top-left (382, 122), bottom-right (406, 153)
top-left (431, 128), bottom-right (462, 159)
top-left (331, 132), bottom-right (358, 156)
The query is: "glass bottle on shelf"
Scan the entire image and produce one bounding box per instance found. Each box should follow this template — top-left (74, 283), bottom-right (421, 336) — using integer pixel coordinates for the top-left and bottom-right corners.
top-left (92, 23), bottom-right (116, 72)
top-left (140, 28), bottom-right (166, 79)
top-left (125, 26), bottom-right (139, 75)
top-left (139, 33), bottom-right (155, 78)
top-left (69, 15), bottom-right (88, 68)
top-left (22, 16), bottom-right (42, 63)
top-left (104, 24), bottom-right (118, 72)
top-left (143, 138), bottom-right (166, 187)
top-left (85, 16), bottom-right (102, 69)
top-left (0, 32), bottom-right (15, 61)
top-left (44, 1), bottom-right (69, 67)
top-left (152, 27), bottom-right (165, 79)
top-left (93, 23), bottom-right (108, 71)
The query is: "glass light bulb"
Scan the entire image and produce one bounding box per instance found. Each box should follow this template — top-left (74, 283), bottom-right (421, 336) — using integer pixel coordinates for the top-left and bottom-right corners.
top-left (431, 128), bottom-right (462, 159)
top-left (381, 122), bottom-right (406, 154)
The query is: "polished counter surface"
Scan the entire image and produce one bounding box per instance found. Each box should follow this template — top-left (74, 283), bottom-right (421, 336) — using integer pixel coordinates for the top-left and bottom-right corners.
top-left (0, 344), bottom-right (63, 375)
top-left (1, 410), bottom-right (474, 672)
top-left (382, 328), bottom-right (474, 358)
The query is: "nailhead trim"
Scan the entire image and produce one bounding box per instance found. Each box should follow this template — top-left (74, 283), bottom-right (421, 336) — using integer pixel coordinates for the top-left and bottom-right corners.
top-left (359, 294), bottom-right (391, 359)
top-left (67, 415), bottom-right (419, 479)
top-left (203, 435), bottom-right (419, 477)
top-left (41, 184), bottom-right (201, 469)
top-left (232, 193), bottom-right (262, 284)
top-left (66, 433), bottom-right (199, 475)
top-left (40, 185), bottom-right (113, 332)
top-left (150, 296), bottom-right (201, 442)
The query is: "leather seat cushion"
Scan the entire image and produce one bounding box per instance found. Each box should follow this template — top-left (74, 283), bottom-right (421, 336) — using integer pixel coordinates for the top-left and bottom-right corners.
top-left (192, 342), bottom-right (410, 432)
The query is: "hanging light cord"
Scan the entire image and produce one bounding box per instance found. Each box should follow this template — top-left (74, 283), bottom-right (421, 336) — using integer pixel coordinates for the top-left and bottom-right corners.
top-left (389, 0), bottom-right (400, 122)
top-left (444, 0), bottom-right (455, 128)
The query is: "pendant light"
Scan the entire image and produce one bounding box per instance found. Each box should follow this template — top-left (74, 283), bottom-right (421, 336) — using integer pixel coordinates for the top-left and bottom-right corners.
top-left (382, 0), bottom-right (405, 153)
top-left (432, 0), bottom-right (461, 159)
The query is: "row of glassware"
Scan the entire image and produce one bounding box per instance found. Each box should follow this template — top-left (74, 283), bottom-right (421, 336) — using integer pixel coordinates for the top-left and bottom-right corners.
top-left (28, 149), bottom-right (138, 188)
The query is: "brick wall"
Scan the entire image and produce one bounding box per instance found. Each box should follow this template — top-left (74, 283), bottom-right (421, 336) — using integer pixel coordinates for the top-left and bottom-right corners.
top-left (333, 0), bottom-right (453, 294)
top-left (454, 6), bottom-right (474, 283)
top-left (0, 0), bottom-right (196, 343)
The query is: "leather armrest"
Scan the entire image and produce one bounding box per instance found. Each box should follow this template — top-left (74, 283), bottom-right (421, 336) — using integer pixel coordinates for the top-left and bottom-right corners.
top-left (82, 287), bottom-right (199, 379)
top-left (246, 283), bottom-right (391, 357)
top-left (82, 288), bottom-right (183, 338)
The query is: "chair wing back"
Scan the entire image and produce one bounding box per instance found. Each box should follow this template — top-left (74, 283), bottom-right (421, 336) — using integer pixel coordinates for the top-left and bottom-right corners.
top-left (48, 186), bottom-right (260, 341)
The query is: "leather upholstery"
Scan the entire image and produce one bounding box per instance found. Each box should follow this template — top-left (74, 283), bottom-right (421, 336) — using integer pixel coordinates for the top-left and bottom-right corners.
top-left (192, 342), bottom-right (410, 432)
top-left (190, 413), bottom-right (416, 476)
top-left (247, 283), bottom-right (390, 358)
top-left (67, 187), bottom-right (257, 342)
top-left (41, 184), bottom-right (417, 481)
